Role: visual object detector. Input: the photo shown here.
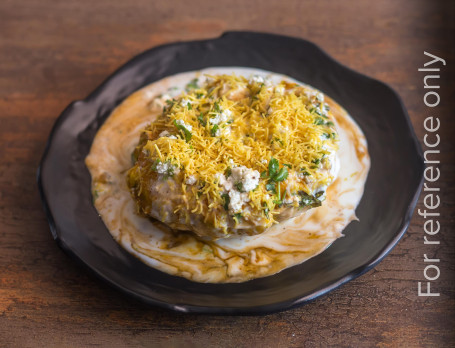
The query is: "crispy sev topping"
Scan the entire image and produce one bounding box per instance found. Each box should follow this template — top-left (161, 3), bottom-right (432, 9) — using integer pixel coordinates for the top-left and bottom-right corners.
top-left (127, 74), bottom-right (339, 232)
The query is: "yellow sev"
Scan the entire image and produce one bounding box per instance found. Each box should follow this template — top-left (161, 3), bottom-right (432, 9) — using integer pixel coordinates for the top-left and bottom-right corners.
top-left (131, 74), bottom-right (338, 225)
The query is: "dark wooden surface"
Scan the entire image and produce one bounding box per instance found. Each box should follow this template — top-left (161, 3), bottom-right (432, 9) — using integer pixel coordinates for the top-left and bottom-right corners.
top-left (1, 1), bottom-right (454, 347)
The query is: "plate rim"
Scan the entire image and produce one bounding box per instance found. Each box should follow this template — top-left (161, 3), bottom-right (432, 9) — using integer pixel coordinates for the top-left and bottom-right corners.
top-left (37, 30), bottom-right (425, 314)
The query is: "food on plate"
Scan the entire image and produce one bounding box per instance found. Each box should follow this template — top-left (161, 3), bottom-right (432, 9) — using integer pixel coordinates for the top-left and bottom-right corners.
top-left (85, 67), bottom-right (370, 283)
top-left (126, 74), bottom-right (339, 240)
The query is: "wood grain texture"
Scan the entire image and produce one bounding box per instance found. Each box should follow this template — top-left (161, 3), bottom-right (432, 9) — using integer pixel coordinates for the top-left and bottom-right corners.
top-left (0, 0), bottom-right (454, 347)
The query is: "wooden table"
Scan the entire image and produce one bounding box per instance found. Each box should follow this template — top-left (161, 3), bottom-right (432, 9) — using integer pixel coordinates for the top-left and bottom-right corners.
top-left (1, 0), bottom-right (453, 346)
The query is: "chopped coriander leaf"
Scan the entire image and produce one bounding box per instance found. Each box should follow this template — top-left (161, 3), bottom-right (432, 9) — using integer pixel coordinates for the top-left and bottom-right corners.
top-left (315, 191), bottom-right (325, 198)
top-left (214, 101), bottom-right (221, 113)
top-left (268, 158), bottom-right (279, 177)
top-left (322, 132), bottom-right (331, 139)
top-left (309, 107), bottom-right (322, 116)
top-left (197, 112), bottom-right (206, 126)
top-left (326, 121), bottom-right (334, 127)
top-left (263, 207), bottom-right (269, 218)
top-left (185, 78), bottom-right (199, 91)
top-left (265, 182), bottom-right (276, 193)
top-left (187, 103), bottom-right (192, 110)
top-left (150, 159), bottom-right (161, 171)
top-left (225, 167), bottom-right (232, 177)
top-left (283, 163), bottom-right (292, 168)
top-left (233, 213), bottom-right (242, 223)
top-left (273, 166), bottom-right (288, 182)
top-left (235, 182), bottom-right (244, 192)
top-left (195, 92), bottom-right (204, 99)
top-left (222, 193), bottom-right (230, 211)
top-left (173, 120), bottom-right (192, 142)
top-left (273, 137), bottom-right (284, 146)
top-left (314, 117), bottom-right (325, 125)
top-left (211, 124), bottom-right (219, 137)
top-left (299, 194), bottom-right (314, 207)
top-left (312, 158), bottom-right (321, 165)
top-left (298, 191), bottom-right (322, 208)
top-left (260, 170), bottom-right (268, 178)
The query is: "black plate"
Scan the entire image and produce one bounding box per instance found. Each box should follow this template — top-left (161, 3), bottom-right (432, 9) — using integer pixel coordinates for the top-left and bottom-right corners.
top-left (37, 31), bottom-right (424, 314)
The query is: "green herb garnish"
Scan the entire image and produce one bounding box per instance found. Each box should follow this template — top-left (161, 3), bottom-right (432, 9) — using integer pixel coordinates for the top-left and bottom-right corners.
top-left (185, 78), bottom-right (199, 91)
top-left (273, 166), bottom-right (289, 182)
top-left (309, 107), bottom-right (322, 116)
top-left (233, 213), bottom-right (242, 223)
top-left (298, 191), bottom-right (323, 208)
top-left (222, 193), bottom-right (230, 211)
top-left (315, 191), bottom-right (324, 198)
top-left (214, 101), bottom-right (221, 113)
top-left (265, 182), bottom-right (276, 193)
top-left (197, 112), bottom-right (206, 126)
top-left (211, 124), bottom-right (219, 137)
top-left (150, 158), bottom-right (161, 171)
top-left (273, 137), bottom-right (284, 146)
top-left (314, 117), bottom-right (325, 125)
top-left (264, 158), bottom-right (289, 202)
top-left (268, 158), bottom-right (279, 177)
top-left (173, 120), bottom-right (192, 142)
